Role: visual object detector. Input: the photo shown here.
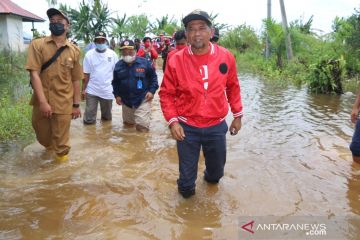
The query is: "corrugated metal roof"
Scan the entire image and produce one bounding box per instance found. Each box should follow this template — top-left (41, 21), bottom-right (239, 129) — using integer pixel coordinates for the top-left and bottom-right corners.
top-left (0, 0), bottom-right (45, 22)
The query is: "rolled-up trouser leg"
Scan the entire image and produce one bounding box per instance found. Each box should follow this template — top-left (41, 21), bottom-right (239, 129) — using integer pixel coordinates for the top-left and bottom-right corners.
top-left (52, 113), bottom-right (72, 156)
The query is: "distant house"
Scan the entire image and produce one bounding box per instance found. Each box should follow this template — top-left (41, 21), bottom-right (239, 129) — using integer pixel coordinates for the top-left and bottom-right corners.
top-left (0, 0), bottom-right (44, 51)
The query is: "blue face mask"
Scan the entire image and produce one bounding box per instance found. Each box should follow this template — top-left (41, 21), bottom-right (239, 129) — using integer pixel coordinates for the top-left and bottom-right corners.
top-left (95, 43), bottom-right (107, 51)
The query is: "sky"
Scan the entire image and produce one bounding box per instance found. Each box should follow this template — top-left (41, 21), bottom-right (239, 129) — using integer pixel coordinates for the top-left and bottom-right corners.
top-left (12, 0), bottom-right (360, 36)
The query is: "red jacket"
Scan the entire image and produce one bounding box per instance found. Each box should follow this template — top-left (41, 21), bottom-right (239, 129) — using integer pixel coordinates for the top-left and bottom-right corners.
top-left (137, 47), bottom-right (158, 69)
top-left (159, 43), bottom-right (243, 128)
top-left (166, 48), bottom-right (178, 62)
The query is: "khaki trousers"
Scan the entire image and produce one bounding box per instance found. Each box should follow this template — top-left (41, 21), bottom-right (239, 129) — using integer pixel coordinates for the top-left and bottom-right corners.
top-left (122, 100), bottom-right (151, 129)
top-left (32, 106), bottom-right (72, 156)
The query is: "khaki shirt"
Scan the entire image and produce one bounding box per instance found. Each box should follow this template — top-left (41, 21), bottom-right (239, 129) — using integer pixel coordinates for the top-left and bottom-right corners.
top-left (26, 36), bottom-right (83, 114)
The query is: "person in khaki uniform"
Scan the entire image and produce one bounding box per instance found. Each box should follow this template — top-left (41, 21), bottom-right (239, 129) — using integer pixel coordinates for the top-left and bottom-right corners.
top-left (25, 8), bottom-right (83, 162)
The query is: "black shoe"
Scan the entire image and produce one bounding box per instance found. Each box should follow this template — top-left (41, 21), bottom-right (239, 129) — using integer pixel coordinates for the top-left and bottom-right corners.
top-left (178, 188), bottom-right (195, 198)
top-left (204, 175), bottom-right (219, 184)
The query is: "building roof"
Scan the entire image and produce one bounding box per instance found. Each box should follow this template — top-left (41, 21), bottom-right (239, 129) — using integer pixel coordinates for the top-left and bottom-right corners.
top-left (0, 0), bottom-right (45, 22)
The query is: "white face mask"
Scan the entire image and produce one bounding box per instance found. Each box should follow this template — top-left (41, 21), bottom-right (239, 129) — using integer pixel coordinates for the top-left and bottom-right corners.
top-left (123, 55), bottom-right (136, 63)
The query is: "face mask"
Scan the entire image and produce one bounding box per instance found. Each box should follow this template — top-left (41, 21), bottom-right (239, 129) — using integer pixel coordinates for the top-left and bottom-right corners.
top-left (95, 43), bottom-right (107, 51)
top-left (176, 45), bottom-right (186, 50)
top-left (144, 42), bottom-right (151, 48)
top-left (49, 23), bottom-right (65, 36)
top-left (123, 55), bottom-right (136, 63)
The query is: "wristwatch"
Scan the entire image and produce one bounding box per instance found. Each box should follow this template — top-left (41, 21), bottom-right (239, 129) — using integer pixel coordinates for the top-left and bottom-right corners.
top-left (72, 103), bottom-right (80, 108)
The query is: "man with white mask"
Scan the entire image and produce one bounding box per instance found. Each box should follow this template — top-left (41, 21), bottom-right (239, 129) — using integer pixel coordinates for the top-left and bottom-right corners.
top-left (112, 40), bottom-right (159, 132)
top-left (82, 31), bottom-right (118, 125)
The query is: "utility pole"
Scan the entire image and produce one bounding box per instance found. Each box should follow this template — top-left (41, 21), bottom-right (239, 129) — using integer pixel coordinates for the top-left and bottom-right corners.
top-left (265, 0), bottom-right (271, 58)
top-left (279, 0), bottom-right (293, 60)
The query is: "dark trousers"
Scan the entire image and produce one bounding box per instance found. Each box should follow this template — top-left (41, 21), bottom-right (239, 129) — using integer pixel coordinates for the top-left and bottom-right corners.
top-left (350, 119), bottom-right (360, 156)
top-left (83, 93), bottom-right (112, 124)
top-left (176, 121), bottom-right (228, 191)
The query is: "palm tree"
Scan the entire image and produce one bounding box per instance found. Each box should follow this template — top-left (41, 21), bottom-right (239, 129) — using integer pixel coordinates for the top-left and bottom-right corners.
top-left (91, 0), bottom-right (113, 32)
top-left (46, 0), bottom-right (57, 7)
top-left (264, 19), bottom-right (286, 68)
top-left (265, 0), bottom-right (271, 58)
top-left (150, 15), bottom-right (178, 35)
top-left (125, 14), bottom-right (150, 39)
top-left (60, 0), bottom-right (113, 44)
top-left (112, 14), bottom-right (128, 40)
top-left (60, 1), bottom-right (92, 43)
top-left (279, 0), bottom-right (293, 60)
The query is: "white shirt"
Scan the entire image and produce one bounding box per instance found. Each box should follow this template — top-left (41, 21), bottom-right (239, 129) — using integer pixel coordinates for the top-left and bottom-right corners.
top-left (83, 48), bottom-right (119, 99)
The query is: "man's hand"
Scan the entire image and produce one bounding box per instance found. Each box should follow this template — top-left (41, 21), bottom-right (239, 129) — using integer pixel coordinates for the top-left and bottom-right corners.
top-left (170, 122), bottom-right (185, 141)
top-left (81, 89), bottom-right (86, 101)
top-left (72, 107), bottom-right (81, 119)
top-left (351, 108), bottom-right (359, 123)
top-left (145, 92), bottom-right (154, 102)
top-left (229, 117), bottom-right (242, 135)
top-left (39, 101), bottom-right (52, 118)
top-left (115, 96), bottom-right (122, 105)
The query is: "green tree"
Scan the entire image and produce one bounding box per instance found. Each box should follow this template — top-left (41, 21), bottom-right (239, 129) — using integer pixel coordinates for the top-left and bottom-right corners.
top-left (60, 0), bottom-right (113, 44)
top-left (290, 16), bottom-right (314, 34)
top-left (332, 8), bottom-right (360, 76)
top-left (150, 15), bottom-right (178, 35)
top-left (111, 14), bottom-right (128, 40)
top-left (221, 24), bottom-right (261, 53)
top-left (263, 19), bottom-right (286, 68)
top-left (91, 0), bottom-right (113, 32)
top-left (125, 14), bottom-right (150, 39)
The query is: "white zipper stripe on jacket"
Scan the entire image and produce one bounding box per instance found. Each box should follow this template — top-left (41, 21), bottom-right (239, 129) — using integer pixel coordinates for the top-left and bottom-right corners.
top-left (188, 43), bottom-right (215, 55)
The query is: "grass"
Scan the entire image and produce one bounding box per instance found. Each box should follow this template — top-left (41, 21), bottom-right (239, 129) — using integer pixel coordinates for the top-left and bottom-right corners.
top-left (0, 90), bottom-right (33, 142)
top-left (0, 51), bottom-right (34, 143)
top-left (234, 50), bottom-right (360, 94)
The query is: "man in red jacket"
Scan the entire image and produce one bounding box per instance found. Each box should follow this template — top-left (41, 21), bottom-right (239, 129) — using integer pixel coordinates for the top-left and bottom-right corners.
top-left (166, 30), bottom-right (187, 68)
top-left (159, 10), bottom-right (243, 198)
top-left (137, 37), bottom-right (158, 69)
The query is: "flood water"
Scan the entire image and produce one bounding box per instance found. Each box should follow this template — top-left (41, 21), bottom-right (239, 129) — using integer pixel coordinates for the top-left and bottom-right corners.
top-left (1, 73), bottom-right (359, 239)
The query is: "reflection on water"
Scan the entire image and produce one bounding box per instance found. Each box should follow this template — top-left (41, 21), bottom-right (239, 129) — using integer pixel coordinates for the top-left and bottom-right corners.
top-left (0, 74), bottom-right (359, 239)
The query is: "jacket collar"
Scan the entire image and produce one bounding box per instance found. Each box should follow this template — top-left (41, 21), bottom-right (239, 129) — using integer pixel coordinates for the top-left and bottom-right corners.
top-left (187, 42), bottom-right (215, 56)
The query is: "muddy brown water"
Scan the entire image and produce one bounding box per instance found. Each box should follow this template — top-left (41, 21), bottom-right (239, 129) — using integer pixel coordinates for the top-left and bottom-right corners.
top-left (0, 73), bottom-right (359, 239)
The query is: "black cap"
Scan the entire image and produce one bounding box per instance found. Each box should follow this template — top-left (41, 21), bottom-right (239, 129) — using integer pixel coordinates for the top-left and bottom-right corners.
top-left (94, 31), bottom-right (107, 39)
top-left (120, 40), bottom-right (135, 50)
top-left (143, 36), bottom-right (152, 43)
top-left (47, 8), bottom-right (69, 23)
top-left (182, 9), bottom-right (212, 27)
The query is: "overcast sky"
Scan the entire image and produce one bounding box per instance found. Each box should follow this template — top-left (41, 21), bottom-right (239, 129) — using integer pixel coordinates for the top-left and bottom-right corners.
top-left (13, 0), bottom-right (360, 36)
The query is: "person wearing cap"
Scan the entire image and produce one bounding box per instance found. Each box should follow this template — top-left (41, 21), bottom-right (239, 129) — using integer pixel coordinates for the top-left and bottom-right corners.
top-left (210, 27), bottom-right (220, 44)
top-left (82, 31), bottom-right (119, 125)
top-left (134, 38), bottom-right (141, 53)
top-left (159, 10), bottom-right (243, 198)
top-left (137, 37), bottom-right (159, 69)
top-left (166, 30), bottom-right (187, 65)
top-left (161, 38), bottom-right (175, 72)
top-left (112, 40), bottom-right (159, 132)
top-left (25, 8), bottom-right (83, 162)
top-left (110, 35), bottom-right (116, 50)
